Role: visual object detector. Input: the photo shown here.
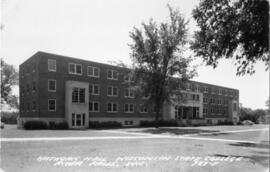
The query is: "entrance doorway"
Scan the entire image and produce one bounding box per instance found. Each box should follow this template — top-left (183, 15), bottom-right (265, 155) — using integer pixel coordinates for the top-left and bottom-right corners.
top-left (72, 113), bottom-right (85, 127)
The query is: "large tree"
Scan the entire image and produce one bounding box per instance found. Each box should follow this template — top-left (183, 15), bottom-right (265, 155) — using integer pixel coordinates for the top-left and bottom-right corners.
top-left (129, 6), bottom-right (196, 128)
top-left (1, 59), bottom-right (19, 108)
top-left (192, 0), bottom-right (269, 75)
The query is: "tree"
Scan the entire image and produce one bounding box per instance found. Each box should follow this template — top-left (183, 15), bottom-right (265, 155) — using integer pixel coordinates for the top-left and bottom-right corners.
top-left (129, 6), bottom-right (196, 128)
top-left (192, 0), bottom-right (269, 75)
top-left (1, 59), bottom-right (19, 107)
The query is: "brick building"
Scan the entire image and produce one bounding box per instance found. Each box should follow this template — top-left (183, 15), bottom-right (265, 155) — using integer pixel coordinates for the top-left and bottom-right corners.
top-left (18, 51), bottom-right (239, 128)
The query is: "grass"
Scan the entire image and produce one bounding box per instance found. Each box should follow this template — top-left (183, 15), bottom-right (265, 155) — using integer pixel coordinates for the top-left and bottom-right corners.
top-left (1, 124), bottom-right (269, 172)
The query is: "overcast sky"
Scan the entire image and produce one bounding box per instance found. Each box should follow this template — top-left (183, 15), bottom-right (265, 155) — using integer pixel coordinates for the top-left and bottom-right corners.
top-left (1, 0), bottom-right (269, 109)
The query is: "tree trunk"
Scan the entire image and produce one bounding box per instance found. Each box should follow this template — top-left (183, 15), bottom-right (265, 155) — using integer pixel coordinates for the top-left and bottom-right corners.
top-left (155, 110), bottom-right (159, 128)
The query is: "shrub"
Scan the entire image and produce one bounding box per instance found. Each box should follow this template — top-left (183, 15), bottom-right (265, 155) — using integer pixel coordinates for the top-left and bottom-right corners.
top-left (89, 121), bottom-right (122, 129)
top-left (0, 112), bottom-right (18, 124)
top-left (54, 121), bottom-right (69, 129)
top-left (140, 120), bottom-right (178, 127)
top-left (217, 120), bottom-right (234, 125)
top-left (24, 120), bottom-right (49, 130)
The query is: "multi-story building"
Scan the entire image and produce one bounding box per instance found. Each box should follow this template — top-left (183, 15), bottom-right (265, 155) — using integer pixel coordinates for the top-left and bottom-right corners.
top-left (18, 51), bottom-right (239, 129)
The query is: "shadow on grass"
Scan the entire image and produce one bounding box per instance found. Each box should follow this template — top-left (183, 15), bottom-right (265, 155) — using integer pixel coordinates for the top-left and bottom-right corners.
top-left (213, 153), bottom-right (269, 168)
top-left (136, 128), bottom-right (220, 135)
top-left (229, 141), bottom-right (270, 149)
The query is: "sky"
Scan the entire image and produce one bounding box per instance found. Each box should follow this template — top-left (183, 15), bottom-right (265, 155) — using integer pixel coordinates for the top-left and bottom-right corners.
top-left (1, 0), bottom-right (269, 109)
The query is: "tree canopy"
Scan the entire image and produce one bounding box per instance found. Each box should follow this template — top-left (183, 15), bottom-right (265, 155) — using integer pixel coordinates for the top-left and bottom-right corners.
top-left (129, 6), bottom-right (196, 127)
top-left (1, 59), bottom-right (19, 108)
top-left (192, 0), bottom-right (269, 75)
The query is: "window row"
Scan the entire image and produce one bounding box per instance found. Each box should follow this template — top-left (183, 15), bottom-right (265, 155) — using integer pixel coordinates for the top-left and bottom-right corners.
top-left (89, 101), bottom-right (149, 113)
top-left (185, 83), bottom-right (238, 97)
top-left (21, 62), bottom-right (36, 78)
top-left (47, 59), bottom-right (135, 81)
top-left (20, 101), bottom-right (37, 112)
top-left (203, 108), bottom-right (228, 114)
top-left (203, 97), bottom-right (228, 105)
top-left (21, 82), bottom-right (36, 95)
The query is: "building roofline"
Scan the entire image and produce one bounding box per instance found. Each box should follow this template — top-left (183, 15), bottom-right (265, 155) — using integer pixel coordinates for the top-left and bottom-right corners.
top-left (31, 51), bottom-right (239, 91)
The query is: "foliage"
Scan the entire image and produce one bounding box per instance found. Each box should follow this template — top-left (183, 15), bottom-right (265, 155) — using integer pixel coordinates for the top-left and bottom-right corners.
top-left (1, 59), bottom-right (19, 107)
top-left (140, 120), bottom-right (178, 127)
top-left (24, 120), bottom-right (49, 130)
top-left (89, 121), bottom-right (122, 129)
top-left (217, 120), bottom-right (234, 125)
top-left (0, 112), bottom-right (18, 124)
top-left (192, 0), bottom-right (269, 75)
top-left (239, 107), bottom-right (268, 123)
top-left (52, 121), bottom-right (69, 130)
top-left (129, 5), bottom-right (196, 128)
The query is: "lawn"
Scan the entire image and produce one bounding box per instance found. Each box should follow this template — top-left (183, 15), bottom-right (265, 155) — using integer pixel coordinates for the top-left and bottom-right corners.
top-left (0, 124), bottom-right (269, 172)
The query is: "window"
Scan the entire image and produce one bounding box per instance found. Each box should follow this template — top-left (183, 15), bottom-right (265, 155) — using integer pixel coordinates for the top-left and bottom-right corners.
top-left (233, 103), bottom-right (237, 111)
top-left (107, 102), bottom-right (118, 112)
top-left (26, 103), bottom-right (30, 111)
top-left (26, 84), bottom-right (30, 93)
top-left (107, 86), bottom-right (118, 96)
top-left (89, 101), bottom-right (99, 112)
top-left (21, 68), bottom-right (24, 78)
top-left (72, 88), bottom-right (85, 103)
top-left (107, 69), bottom-right (118, 80)
top-left (124, 121), bottom-right (134, 125)
top-left (89, 84), bottom-right (99, 95)
top-left (203, 108), bottom-right (208, 114)
top-left (21, 103), bottom-right (24, 112)
top-left (69, 63), bottom-right (82, 75)
top-left (48, 80), bottom-right (56, 92)
top-left (124, 103), bottom-right (134, 113)
top-left (32, 82), bottom-right (36, 92)
top-left (32, 101), bottom-right (36, 111)
top-left (48, 99), bottom-right (56, 111)
top-left (124, 88), bottom-right (134, 98)
top-left (87, 66), bottom-right (100, 77)
top-left (32, 62), bottom-right (36, 72)
top-left (218, 89), bottom-right (222, 95)
top-left (204, 87), bottom-right (208, 93)
top-left (203, 97), bottom-right (208, 104)
top-left (48, 59), bottom-right (56, 72)
top-left (211, 108), bottom-right (214, 113)
top-left (124, 74), bottom-right (134, 82)
top-left (21, 86), bottom-right (25, 95)
top-left (140, 104), bottom-right (148, 113)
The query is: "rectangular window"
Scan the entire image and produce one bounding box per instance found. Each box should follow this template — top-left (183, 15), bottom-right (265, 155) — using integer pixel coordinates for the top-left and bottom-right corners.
top-left (21, 86), bottom-right (25, 95)
top-left (107, 86), bottom-right (118, 96)
top-left (124, 103), bottom-right (134, 113)
top-left (89, 84), bottom-right (99, 95)
top-left (203, 108), bottom-right (208, 114)
top-left (87, 66), bottom-right (100, 77)
top-left (26, 103), bottom-right (30, 111)
top-left (48, 99), bottom-right (56, 111)
top-left (32, 101), bottom-right (36, 111)
top-left (124, 74), bottom-right (134, 82)
top-left (140, 104), bottom-right (148, 113)
top-left (204, 87), bottom-right (208, 93)
top-left (32, 62), bottom-right (36, 72)
top-left (107, 69), bottom-right (118, 80)
top-left (48, 59), bottom-right (56, 72)
top-left (48, 79), bottom-right (56, 92)
top-left (69, 63), bottom-right (82, 75)
top-left (107, 102), bottom-right (118, 112)
top-left (124, 88), bottom-right (134, 98)
top-left (203, 97), bottom-right (208, 103)
top-left (32, 82), bottom-right (36, 92)
top-left (26, 84), bottom-right (30, 93)
top-left (233, 103), bottom-right (237, 111)
top-left (21, 103), bottom-right (24, 112)
top-left (89, 101), bottom-right (100, 112)
top-left (72, 88), bottom-right (85, 103)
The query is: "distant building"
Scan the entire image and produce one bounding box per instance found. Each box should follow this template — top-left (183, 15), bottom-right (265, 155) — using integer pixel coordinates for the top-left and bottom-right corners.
top-left (18, 52), bottom-right (239, 128)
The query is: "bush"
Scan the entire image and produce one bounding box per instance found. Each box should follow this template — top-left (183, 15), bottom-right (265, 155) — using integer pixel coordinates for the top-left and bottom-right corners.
top-left (140, 120), bottom-right (178, 127)
top-left (89, 121), bottom-right (122, 129)
top-left (54, 121), bottom-right (69, 129)
top-left (217, 120), bottom-right (234, 125)
top-left (1, 112), bottom-right (18, 124)
top-left (24, 120), bottom-right (49, 130)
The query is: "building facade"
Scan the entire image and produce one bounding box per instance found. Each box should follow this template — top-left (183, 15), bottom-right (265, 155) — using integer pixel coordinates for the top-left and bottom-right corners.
top-left (18, 52), bottom-right (239, 129)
